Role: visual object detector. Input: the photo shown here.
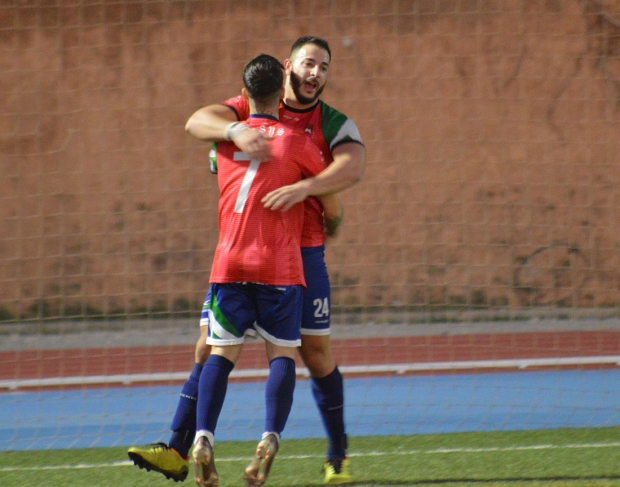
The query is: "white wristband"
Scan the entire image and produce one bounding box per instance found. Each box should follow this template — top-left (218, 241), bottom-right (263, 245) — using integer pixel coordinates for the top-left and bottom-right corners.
top-left (225, 122), bottom-right (247, 141)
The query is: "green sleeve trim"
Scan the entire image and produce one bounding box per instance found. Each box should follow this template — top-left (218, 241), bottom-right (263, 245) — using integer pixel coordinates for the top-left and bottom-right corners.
top-left (319, 101), bottom-right (364, 151)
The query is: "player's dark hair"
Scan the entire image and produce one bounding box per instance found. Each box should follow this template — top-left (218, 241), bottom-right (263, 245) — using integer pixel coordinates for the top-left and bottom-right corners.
top-left (242, 54), bottom-right (285, 104)
top-left (290, 36), bottom-right (332, 61)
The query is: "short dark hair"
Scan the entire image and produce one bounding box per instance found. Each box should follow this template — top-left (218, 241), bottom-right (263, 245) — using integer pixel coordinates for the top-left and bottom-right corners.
top-left (290, 36), bottom-right (332, 61)
top-left (242, 54), bottom-right (285, 103)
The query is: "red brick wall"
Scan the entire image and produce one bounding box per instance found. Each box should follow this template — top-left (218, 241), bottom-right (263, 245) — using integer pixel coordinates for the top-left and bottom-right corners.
top-left (2, 1), bottom-right (620, 318)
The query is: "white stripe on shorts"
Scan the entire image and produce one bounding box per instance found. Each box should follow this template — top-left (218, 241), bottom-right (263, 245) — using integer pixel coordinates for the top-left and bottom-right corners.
top-left (254, 323), bottom-right (301, 347)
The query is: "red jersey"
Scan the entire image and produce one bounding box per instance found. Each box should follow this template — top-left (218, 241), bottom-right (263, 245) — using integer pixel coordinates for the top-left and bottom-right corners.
top-left (210, 115), bottom-right (326, 286)
top-left (223, 96), bottom-right (364, 247)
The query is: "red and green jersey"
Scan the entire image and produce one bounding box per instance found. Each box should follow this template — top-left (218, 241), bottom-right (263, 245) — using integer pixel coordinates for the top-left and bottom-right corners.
top-left (222, 97), bottom-right (364, 247)
top-left (210, 115), bottom-right (326, 286)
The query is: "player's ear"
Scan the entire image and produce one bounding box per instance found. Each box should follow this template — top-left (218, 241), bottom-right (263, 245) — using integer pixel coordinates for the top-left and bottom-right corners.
top-left (279, 87), bottom-right (285, 100)
top-left (241, 88), bottom-right (249, 100)
top-left (283, 58), bottom-right (292, 74)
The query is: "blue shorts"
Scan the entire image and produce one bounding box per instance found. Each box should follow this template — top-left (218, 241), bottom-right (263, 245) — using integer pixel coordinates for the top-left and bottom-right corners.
top-left (301, 245), bottom-right (331, 336)
top-left (200, 282), bottom-right (303, 347)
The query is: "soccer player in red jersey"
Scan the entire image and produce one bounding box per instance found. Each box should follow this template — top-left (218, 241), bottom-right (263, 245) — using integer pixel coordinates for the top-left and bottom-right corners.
top-left (128, 37), bottom-right (362, 485)
top-left (191, 53), bottom-right (333, 487)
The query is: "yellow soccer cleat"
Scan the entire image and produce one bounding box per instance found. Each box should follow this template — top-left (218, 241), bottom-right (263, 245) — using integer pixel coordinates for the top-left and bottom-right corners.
top-left (323, 457), bottom-right (353, 485)
top-left (127, 442), bottom-right (189, 482)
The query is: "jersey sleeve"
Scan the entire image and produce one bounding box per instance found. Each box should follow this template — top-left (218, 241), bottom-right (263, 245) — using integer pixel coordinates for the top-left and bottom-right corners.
top-left (222, 95), bottom-right (250, 121)
top-left (330, 118), bottom-right (363, 150)
top-left (319, 103), bottom-right (364, 151)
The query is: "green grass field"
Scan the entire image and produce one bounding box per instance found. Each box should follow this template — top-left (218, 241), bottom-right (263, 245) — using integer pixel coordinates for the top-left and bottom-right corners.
top-left (1, 427), bottom-right (619, 487)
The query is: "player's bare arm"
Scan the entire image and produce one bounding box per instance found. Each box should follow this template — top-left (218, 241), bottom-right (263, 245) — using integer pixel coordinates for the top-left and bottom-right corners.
top-left (261, 142), bottom-right (366, 212)
top-left (324, 142), bottom-right (366, 189)
top-left (185, 104), bottom-right (272, 161)
top-left (185, 104), bottom-right (236, 141)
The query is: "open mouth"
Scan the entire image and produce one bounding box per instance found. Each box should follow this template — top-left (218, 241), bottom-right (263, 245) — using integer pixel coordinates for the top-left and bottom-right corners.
top-left (303, 79), bottom-right (319, 94)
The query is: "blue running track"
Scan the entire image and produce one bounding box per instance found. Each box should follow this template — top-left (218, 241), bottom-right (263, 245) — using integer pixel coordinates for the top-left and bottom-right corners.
top-left (1, 370), bottom-right (619, 451)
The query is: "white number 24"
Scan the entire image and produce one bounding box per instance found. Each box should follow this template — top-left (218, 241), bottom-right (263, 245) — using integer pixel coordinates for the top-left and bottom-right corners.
top-left (313, 298), bottom-right (329, 318)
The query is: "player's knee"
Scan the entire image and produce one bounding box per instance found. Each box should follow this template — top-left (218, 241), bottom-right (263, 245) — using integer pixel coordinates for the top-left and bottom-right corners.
top-left (300, 335), bottom-right (330, 355)
top-left (300, 337), bottom-right (334, 376)
top-left (194, 331), bottom-right (211, 364)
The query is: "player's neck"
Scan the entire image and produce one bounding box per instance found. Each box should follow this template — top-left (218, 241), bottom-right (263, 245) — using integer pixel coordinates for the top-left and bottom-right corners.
top-left (249, 101), bottom-right (280, 119)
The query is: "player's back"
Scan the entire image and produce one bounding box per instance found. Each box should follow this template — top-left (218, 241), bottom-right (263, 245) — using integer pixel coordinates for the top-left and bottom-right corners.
top-left (210, 116), bottom-right (326, 287)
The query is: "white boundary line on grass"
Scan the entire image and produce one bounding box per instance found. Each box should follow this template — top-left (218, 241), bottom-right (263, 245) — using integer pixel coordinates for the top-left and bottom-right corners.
top-left (1, 356), bottom-right (619, 390)
top-left (2, 442), bottom-right (620, 472)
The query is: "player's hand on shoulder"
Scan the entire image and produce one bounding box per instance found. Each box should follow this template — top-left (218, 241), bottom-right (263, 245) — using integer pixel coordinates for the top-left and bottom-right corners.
top-left (231, 127), bottom-right (272, 162)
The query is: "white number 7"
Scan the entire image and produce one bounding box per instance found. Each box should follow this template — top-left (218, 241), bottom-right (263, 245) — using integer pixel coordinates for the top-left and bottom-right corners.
top-left (233, 152), bottom-right (262, 213)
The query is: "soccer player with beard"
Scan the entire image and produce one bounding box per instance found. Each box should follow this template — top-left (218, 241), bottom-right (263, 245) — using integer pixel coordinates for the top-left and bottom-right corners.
top-left (128, 37), bottom-right (365, 486)
top-left (191, 53), bottom-right (334, 487)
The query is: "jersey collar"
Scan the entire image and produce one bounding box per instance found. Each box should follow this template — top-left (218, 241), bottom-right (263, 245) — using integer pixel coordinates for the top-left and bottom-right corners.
top-left (249, 114), bottom-right (278, 121)
top-left (281, 100), bottom-right (321, 113)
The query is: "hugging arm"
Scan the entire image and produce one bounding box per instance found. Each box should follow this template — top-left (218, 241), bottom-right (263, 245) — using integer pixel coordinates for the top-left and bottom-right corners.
top-left (262, 142), bottom-right (366, 212)
top-left (185, 104), bottom-right (272, 161)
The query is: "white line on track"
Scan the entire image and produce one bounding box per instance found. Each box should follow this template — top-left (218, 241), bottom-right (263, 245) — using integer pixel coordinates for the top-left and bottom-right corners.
top-left (2, 356), bottom-right (619, 390)
top-left (2, 442), bottom-right (620, 472)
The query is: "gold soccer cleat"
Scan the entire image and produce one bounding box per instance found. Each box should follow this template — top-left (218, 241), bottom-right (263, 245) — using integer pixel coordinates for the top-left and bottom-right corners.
top-left (192, 436), bottom-right (219, 487)
top-left (243, 434), bottom-right (279, 487)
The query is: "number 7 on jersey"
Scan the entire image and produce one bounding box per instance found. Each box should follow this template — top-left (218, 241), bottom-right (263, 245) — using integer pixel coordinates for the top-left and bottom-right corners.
top-left (233, 152), bottom-right (262, 213)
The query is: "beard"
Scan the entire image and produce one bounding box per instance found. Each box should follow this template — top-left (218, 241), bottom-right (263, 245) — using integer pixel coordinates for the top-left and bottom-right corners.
top-left (289, 71), bottom-right (326, 105)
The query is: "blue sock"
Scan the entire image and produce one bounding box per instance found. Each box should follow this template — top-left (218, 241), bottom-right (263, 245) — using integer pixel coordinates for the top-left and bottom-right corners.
top-left (264, 357), bottom-right (296, 435)
top-left (196, 354), bottom-right (234, 435)
top-left (168, 363), bottom-right (202, 458)
top-left (311, 366), bottom-right (347, 460)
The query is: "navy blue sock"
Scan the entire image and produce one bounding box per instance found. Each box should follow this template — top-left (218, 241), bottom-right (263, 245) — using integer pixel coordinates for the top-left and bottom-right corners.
top-left (168, 363), bottom-right (202, 458)
top-left (196, 354), bottom-right (234, 435)
top-left (311, 366), bottom-right (347, 460)
top-left (264, 357), bottom-right (296, 435)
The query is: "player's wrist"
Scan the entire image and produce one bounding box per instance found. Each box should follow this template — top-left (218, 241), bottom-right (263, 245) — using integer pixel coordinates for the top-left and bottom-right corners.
top-left (294, 177), bottom-right (312, 194)
top-left (224, 122), bottom-right (248, 141)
